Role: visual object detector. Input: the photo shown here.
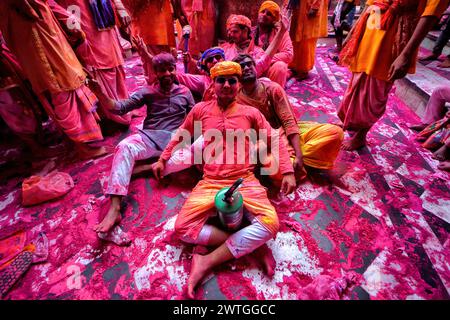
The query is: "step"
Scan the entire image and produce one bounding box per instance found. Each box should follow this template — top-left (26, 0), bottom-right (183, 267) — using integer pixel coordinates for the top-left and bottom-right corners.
top-left (395, 62), bottom-right (450, 118)
top-left (422, 31), bottom-right (450, 57)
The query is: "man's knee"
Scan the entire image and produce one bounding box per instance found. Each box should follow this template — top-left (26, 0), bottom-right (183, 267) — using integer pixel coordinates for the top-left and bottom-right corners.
top-left (115, 140), bottom-right (133, 155)
top-left (323, 124), bottom-right (345, 142)
top-left (270, 61), bottom-right (288, 74)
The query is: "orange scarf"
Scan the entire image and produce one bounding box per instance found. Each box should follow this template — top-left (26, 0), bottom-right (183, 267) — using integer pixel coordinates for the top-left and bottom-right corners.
top-left (339, 0), bottom-right (419, 67)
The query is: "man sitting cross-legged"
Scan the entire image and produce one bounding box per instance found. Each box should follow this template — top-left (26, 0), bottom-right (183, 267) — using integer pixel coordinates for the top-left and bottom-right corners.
top-left (152, 61), bottom-right (296, 299)
top-left (87, 53), bottom-right (195, 234)
top-left (233, 53), bottom-right (344, 184)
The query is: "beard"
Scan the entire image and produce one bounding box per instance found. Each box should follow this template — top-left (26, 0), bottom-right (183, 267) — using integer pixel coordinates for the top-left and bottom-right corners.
top-left (241, 72), bottom-right (257, 83)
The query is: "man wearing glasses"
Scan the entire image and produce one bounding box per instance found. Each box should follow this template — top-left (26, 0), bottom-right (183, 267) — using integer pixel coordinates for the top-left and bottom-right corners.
top-left (153, 61), bottom-right (296, 299)
top-left (233, 54), bottom-right (344, 184)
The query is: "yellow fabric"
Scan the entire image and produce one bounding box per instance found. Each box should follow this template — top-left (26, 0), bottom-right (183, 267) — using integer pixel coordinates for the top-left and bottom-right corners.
top-left (349, 0), bottom-right (449, 81)
top-left (289, 0), bottom-right (328, 42)
top-left (259, 1), bottom-right (281, 21)
top-left (263, 122), bottom-right (344, 184)
top-left (0, 0), bottom-right (86, 94)
top-left (226, 14), bottom-right (252, 30)
top-left (422, 0), bottom-right (449, 17)
top-left (175, 174), bottom-right (279, 241)
top-left (290, 38), bottom-right (318, 73)
top-left (298, 122), bottom-right (344, 169)
top-left (210, 61), bottom-right (242, 79)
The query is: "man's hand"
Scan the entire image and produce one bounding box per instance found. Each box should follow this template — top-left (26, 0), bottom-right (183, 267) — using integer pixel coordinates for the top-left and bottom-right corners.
top-left (280, 173), bottom-right (296, 195)
top-left (132, 35), bottom-right (153, 62)
top-left (307, 8), bottom-right (318, 18)
top-left (152, 160), bottom-right (166, 181)
top-left (182, 51), bottom-right (192, 65)
top-left (388, 53), bottom-right (410, 82)
top-left (293, 156), bottom-right (305, 178)
top-left (278, 14), bottom-right (290, 33)
top-left (85, 77), bottom-right (102, 95)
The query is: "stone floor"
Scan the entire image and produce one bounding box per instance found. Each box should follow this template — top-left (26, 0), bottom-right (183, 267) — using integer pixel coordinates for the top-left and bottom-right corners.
top-left (0, 40), bottom-right (449, 300)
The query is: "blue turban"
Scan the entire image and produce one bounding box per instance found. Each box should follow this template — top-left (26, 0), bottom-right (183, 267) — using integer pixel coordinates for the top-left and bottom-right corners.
top-left (199, 47), bottom-right (225, 71)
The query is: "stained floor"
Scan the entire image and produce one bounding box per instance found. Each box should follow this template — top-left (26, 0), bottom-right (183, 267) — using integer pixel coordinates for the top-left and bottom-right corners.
top-left (0, 41), bottom-right (449, 300)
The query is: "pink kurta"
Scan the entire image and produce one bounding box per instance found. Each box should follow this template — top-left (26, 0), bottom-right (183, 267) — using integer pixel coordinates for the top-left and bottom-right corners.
top-left (221, 42), bottom-right (272, 76)
top-left (0, 38), bottom-right (38, 136)
top-left (176, 72), bottom-right (215, 101)
top-left (256, 29), bottom-right (293, 86)
top-left (160, 100), bottom-right (294, 179)
top-left (161, 100), bottom-right (292, 240)
top-left (52, 0), bottom-right (131, 125)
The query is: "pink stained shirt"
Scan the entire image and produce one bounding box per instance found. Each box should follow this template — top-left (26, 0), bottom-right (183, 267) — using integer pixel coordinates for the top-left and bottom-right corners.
top-left (160, 100), bottom-right (294, 179)
top-left (50, 0), bottom-right (124, 70)
top-left (220, 42), bottom-right (272, 76)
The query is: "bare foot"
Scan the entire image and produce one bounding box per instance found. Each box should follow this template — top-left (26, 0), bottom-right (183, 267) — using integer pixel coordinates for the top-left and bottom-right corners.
top-left (341, 136), bottom-right (366, 151)
top-left (341, 129), bottom-right (367, 151)
top-left (78, 145), bottom-right (108, 160)
top-left (409, 123), bottom-right (428, 131)
top-left (187, 254), bottom-right (210, 299)
top-left (432, 145), bottom-right (449, 161)
top-left (132, 163), bottom-right (153, 176)
top-left (252, 245), bottom-right (276, 277)
top-left (94, 203), bottom-right (121, 233)
top-left (438, 160), bottom-right (450, 172)
top-left (419, 52), bottom-right (439, 62)
top-left (438, 57), bottom-right (450, 68)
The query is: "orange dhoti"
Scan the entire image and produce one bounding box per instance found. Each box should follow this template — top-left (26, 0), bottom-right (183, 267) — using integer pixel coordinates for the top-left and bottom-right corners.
top-left (181, 0), bottom-right (216, 58)
top-left (175, 173), bottom-right (279, 256)
top-left (0, 0), bottom-right (103, 144)
top-left (288, 0), bottom-right (328, 74)
top-left (290, 38), bottom-right (318, 74)
top-left (38, 85), bottom-right (103, 144)
top-left (338, 72), bottom-right (393, 130)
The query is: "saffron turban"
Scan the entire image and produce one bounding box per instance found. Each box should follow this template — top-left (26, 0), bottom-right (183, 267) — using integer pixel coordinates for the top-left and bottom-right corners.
top-left (226, 14), bottom-right (252, 30)
top-left (199, 47), bottom-right (225, 68)
top-left (259, 1), bottom-right (281, 21)
top-left (210, 61), bottom-right (242, 79)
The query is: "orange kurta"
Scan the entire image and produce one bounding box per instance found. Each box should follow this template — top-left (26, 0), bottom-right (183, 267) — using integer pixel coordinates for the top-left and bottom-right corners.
top-left (181, 0), bottom-right (216, 57)
top-left (0, 0), bottom-right (86, 95)
top-left (160, 100), bottom-right (294, 179)
top-left (161, 99), bottom-right (293, 240)
top-left (124, 0), bottom-right (176, 47)
top-left (349, 0), bottom-right (449, 81)
top-left (289, 0), bottom-right (328, 73)
top-left (0, 0), bottom-right (103, 143)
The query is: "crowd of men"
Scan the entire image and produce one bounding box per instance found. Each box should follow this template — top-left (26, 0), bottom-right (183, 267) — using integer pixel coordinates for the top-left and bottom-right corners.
top-left (1, 0), bottom-right (449, 298)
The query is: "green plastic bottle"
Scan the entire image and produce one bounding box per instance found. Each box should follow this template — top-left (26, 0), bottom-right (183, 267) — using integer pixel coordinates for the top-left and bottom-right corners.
top-left (215, 178), bottom-right (244, 230)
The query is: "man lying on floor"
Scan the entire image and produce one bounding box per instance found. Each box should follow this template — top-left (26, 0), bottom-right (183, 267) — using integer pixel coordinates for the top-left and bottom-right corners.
top-left (152, 61), bottom-right (296, 299)
top-left (87, 53), bottom-right (195, 234)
